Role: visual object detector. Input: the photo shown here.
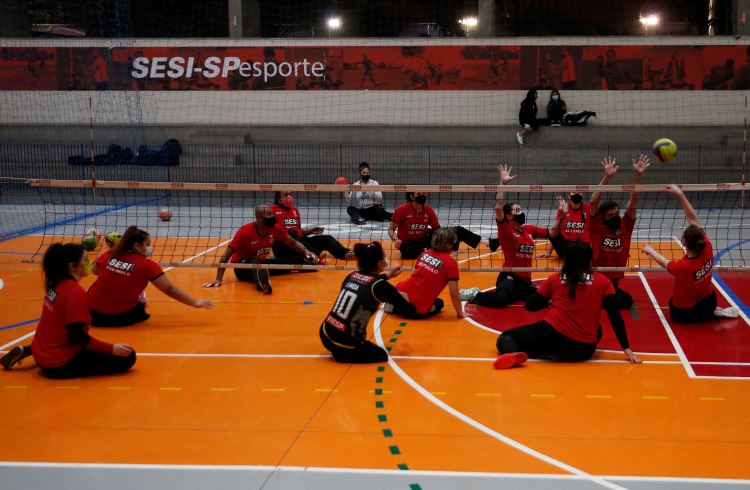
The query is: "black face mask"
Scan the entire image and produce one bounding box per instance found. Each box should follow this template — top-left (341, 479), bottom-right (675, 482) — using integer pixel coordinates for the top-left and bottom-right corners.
top-left (570, 193), bottom-right (583, 205)
top-left (360, 174), bottom-right (370, 182)
top-left (513, 213), bottom-right (526, 226)
top-left (415, 195), bottom-right (427, 205)
top-left (604, 215), bottom-right (621, 232)
top-left (263, 216), bottom-right (277, 227)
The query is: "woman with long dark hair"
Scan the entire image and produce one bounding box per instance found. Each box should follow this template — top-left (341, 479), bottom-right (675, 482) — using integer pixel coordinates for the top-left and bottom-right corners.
top-left (494, 242), bottom-right (641, 369)
top-left (0, 243), bottom-right (136, 377)
top-left (88, 226), bottom-right (213, 326)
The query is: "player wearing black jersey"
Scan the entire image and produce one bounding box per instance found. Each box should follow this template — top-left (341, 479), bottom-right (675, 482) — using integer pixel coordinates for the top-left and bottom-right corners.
top-left (320, 241), bottom-right (418, 363)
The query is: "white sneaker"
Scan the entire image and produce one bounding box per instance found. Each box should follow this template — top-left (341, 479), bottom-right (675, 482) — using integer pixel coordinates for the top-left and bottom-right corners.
top-left (714, 306), bottom-right (740, 319)
top-left (516, 132), bottom-right (524, 145)
top-left (383, 303), bottom-right (394, 312)
top-left (138, 290), bottom-right (148, 306)
top-left (459, 287), bottom-right (480, 302)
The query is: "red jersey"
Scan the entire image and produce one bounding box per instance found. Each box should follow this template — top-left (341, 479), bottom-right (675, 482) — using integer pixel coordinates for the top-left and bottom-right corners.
top-left (667, 238), bottom-right (715, 308)
top-left (392, 203), bottom-right (440, 242)
top-left (32, 279), bottom-right (112, 368)
top-left (396, 249), bottom-right (459, 314)
top-left (88, 251), bottom-right (164, 314)
top-left (228, 222), bottom-right (289, 262)
top-left (537, 271), bottom-right (615, 344)
top-left (497, 221), bottom-right (548, 282)
top-left (556, 203), bottom-right (592, 243)
top-left (591, 214), bottom-right (636, 281)
top-left (272, 204), bottom-right (303, 234)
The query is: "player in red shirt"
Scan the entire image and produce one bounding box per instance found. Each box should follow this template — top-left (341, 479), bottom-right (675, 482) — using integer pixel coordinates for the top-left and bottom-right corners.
top-left (642, 185), bottom-right (739, 322)
top-left (461, 164), bottom-right (560, 308)
top-left (204, 204), bottom-right (319, 294)
top-left (88, 226), bottom-right (213, 327)
top-left (271, 191), bottom-right (355, 262)
top-left (388, 191), bottom-right (487, 260)
top-left (493, 242), bottom-right (641, 369)
top-left (0, 243), bottom-right (136, 377)
top-left (589, 154), bottom-right (650, 309)
top-left (391, 227), bottom-right (465, 318)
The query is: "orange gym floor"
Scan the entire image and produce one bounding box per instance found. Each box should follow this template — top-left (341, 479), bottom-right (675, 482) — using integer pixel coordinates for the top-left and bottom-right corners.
top-left (1, 235), bottom-right (749, 488)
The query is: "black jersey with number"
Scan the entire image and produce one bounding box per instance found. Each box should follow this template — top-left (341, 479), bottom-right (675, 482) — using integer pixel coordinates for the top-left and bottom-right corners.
top-left (322, 271), bottom-right (413, 346)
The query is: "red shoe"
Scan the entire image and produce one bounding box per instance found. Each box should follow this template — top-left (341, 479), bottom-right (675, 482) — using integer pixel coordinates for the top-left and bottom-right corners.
top-left (493, 352), bottom-right (528, 369)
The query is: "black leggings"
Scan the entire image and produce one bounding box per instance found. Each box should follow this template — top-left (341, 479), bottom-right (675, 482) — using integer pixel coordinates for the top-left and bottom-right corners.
top-left (392, 298), bottom-right (444, 319)
top-left (319, 325), bottom-right (388, 364)
top-left (497, 320), bottom-right (599, 362)
top-left (347, 205), bottom-right (392, 222)
top-left (472, 273), bottom-right (536, 308)
top-left (612, 280), bottom-right (633, 310)
top-left (669, 290), bottom-right (717, 323)
top-left (90, 302), bottom-right (149, 327)
top-left (41, 349), bottom-right (136, 379)
top-left (399, 226), bottom-right (482, 260)
top-left (273, 230), bottom-right (350, 260)
top-left (234, 257), bottom-right (307, 282)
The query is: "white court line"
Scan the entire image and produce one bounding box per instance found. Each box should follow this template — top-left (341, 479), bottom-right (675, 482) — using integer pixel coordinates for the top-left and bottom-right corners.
top-left (373, 308), bottom-right (629, 490)
top-left (2, 462), bottom-right (750, 485)
top-left (0, 331), bottom-right (35, 352)
top-left (637, 272), bottom-right (696, 378)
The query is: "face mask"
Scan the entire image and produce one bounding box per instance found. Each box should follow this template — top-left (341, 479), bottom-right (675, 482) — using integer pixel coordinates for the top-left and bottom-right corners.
top-left (415, 195), bottom-right (427, 205)
top-left (604, 215), bottom-right (621, 232)
top-left (144, 246), bottom-right (154, 257)
top-left (280, 195), bottom-right (294, 209)
top-left (360, 175), bottom-right (370, 182)
top-left (552, 95), bottom-right (559, 101)
top-left (513, 212), bottom-right (526, 226)
top-left (570, 193), bottom-right (583, 205)
top-left (264, 216), bottom-right (277, 227)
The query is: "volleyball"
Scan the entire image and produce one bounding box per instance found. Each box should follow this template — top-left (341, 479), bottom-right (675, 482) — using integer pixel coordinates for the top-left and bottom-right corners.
top-left (81, 234), bottom-right (99, 251)
top-left (335, 176), bottom-right (349, 185)
top-left (652, 138), bottom-right (677, 163)
top-left (104, 230), bottom-right (121, 247)
top-left (158, 207), bottom-right (172, 221)
top-left (85, 227), bottom-right (99, 237)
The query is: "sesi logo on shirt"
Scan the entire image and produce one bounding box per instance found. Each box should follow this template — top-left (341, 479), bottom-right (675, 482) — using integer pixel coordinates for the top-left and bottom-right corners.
top-left (106, 258), bottom-right (135, 274)
top-left (694, 260), bottom-right (713, 281)
top-left (283, 218), bottom-right (299, 226)
top-left (601, 237), bottom-right (622, 250)
top-left (565, 221), bottom-right (586, 231)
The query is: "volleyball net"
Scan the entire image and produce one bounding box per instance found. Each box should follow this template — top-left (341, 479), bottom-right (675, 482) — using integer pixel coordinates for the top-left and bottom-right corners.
top-left (1, 177), bottom-right (747, 272)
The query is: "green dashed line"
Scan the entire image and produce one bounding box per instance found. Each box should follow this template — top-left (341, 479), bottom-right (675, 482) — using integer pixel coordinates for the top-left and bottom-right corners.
top-left (378, 414), bottom-right (388, 422)
top-left (398, 464), bottom-right (409, 470)
top-left (389, 337), bottom-right (398, 343)
top-left (389, 445), bottom-right (401, 455)
top-left (399, 322), bottom-right (407, 326)
top-left (376, 377), bottom-right (383, 383)
top-left (386, 346), bottom-right (392, 352)
top-left (394, 330), bottom-right (402, 334)
top-left (375, 401), bottom-right (384, 408)
top-left (383, 429), bottom-right (393, 437)
top-left (409, 485), bottom-right (423, 490)
top-left (377, 366), bottom-right (385, 372)
top-left (375, 388), bottom-right (383, 395)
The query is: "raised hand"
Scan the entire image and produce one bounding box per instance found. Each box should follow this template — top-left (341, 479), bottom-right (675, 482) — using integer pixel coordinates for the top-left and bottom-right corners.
top-left (600, 156), bottom-right (618, 177)
top-left (555, 194), bottom-right (568, 213)
top-left (497, 164), bottom-right (517, 185)
top-left (632, 154), bottom-right (650, 174)
top-left (664, 184), bottom-right (683, 195)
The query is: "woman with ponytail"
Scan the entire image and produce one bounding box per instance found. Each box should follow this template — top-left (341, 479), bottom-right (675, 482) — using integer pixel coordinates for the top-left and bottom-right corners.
top-left (0, 243), bottom-right (136, 376)
top-left (88, 226), bottom-right (213, 327)
top-left (642, 185), bottom-right (739, 322)
top-left (493, 242), bottom-right (640, 369)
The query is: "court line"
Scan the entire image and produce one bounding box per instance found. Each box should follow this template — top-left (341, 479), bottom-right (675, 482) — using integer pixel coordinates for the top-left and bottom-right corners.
top-left (372, 309), bottom-right (629, 490)
top-left (0, 331), bottom-right (35, 352)
top-left (636, 272), bottom-right (697, 378)
top-left (0, 318), bottom-right (39, 331)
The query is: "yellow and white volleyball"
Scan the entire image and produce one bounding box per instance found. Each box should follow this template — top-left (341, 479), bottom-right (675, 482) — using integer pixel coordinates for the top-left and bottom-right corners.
top-left (158, 208), bottom-right (172, 221)
top-left (652, 138), bottom-right (678, 163)
top-left (104, 230), bottom-right (122, 247)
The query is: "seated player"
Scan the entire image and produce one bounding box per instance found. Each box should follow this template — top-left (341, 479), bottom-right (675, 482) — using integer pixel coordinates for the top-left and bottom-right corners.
top-left (642, 185), bottom-right (739, 322)
top-left (388, 191), bottom-right (488, 260)
top-left (320, 242), bottom-right (418, 364)
top-left (389, 227), bottom-right (465, 319)
top-left (0, 243), bottom-right (136, 377)
top-left (545, 179), bottom-right (599, 259)
top-left (344, 162), bottom-right (393, 224)
top-left (204, 204), bottom-right (318, 294)
top-left (494, 242), bottom-right (641, 369)
top-left (461, 164), bottom-right (560, 308)
top-left (88, 226), bottom-right (213, 327)
top-left (272, 191), bottom-right (355, 262)
top-left (589, 154), bottom-right (649, 309)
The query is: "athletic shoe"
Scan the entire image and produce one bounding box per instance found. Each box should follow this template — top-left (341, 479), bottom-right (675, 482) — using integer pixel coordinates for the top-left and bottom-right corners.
top-left (351, 217), bottom-right (367, 225)
top-left (516, 132), bottom-right (524, 145)
top-left (1, 346), bottom-right (28, 371)
top-left (488, 238), bottom-right (500, 252)
top-left (459, 287), bottom-right (480, 302)
top-left (255, 268), bottom-right (272, 295)
top-left (493, 351), bottom-right (528, 369)
top-left (714, 306), bottom-right (740, 318)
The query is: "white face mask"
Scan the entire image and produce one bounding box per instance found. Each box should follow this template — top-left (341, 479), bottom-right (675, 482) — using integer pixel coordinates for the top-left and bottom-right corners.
top-left (144, 246), bottom-right (154, 257)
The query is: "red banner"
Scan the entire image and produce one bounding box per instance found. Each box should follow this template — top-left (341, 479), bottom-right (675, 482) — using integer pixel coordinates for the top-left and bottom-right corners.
top-left (1, 45), bottom-right (749, 91)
